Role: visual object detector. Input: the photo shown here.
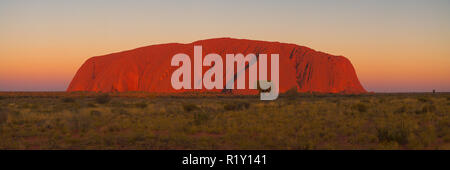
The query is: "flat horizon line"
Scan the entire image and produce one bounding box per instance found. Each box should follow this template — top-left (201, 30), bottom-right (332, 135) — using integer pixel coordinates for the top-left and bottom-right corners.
top-left (0, 91), bottom-right (449, 94)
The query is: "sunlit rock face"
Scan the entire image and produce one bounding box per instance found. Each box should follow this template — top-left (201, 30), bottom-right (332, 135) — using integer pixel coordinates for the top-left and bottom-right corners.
top-left (67, 38), bottom-right (366, 94)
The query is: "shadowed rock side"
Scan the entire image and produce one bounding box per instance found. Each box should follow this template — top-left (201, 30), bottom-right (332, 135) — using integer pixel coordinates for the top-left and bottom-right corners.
top-left (67, 38), bottom-right (366, 94)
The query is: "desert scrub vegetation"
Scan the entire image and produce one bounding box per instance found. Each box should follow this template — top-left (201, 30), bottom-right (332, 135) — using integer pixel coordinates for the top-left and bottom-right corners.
top-left (224, 101), bottom-right (250, 111)
top-left (95, 94), bottom-right (111, 104)
top-left (0, 92), bottom-right (448, 149)
top-left (183, 103), bottom-right (199, 112)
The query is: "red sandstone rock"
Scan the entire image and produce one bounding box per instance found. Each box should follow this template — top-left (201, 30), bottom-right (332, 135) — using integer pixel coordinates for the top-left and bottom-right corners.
top-left (67, 38), bottom-right (366, 94)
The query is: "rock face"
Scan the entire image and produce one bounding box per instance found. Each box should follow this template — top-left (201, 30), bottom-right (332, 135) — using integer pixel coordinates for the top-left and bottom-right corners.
top-left (67, 38), bottom-right (366, 94)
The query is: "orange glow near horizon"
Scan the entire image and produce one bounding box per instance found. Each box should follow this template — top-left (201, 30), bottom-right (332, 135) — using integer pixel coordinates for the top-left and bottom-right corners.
top-left (1, 0), bottom-right (449, 92)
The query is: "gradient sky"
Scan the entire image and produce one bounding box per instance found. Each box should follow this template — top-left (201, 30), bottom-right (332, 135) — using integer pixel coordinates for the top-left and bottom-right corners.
top-left (1, 0), bottom-right (449, 92)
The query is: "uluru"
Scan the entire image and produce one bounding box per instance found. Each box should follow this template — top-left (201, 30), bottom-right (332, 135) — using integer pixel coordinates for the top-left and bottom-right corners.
top-left (67, 38), bottom-right (366, 94)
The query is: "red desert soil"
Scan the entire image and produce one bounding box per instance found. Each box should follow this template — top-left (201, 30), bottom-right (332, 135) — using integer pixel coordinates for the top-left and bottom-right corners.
top-left (67, 38), bottom-right (366, 94)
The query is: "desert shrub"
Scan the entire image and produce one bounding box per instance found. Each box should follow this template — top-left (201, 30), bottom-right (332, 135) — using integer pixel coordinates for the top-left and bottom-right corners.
top-left (110, 100), bottom-right (129, 108)
top-left (68, 115), bottom-right (92, 133)
top-left (62, 97), bottom-right (75, 103)
top-left (90, 110), bottom-right (101, 116)
top-left (0, 108), bottom-right (8, 124)
top-left (416, 104), bottom-right (437, 114)
top-left (87, 103), bottom-right (97, 107)
top-left (224, 101), bottom-right (250, 111)
top-left (0, 92), bottom-right (448, 149)
top-left (417, 97), bottom-right (430, 103)
top-left (193, 112), bottom-right (210, 125)
top-left (329, 98), bottom-right (340, 104)
top-left (95, 94), bottom-right (111, 104)
top-left (284, 86), bottom-right (299, 99)
top-left (361, 99), bottom-right (371, 103)
top-left (395, 105), bottom-right (407, 113)
top-left (183, 104), bottom-right (199, 112)
top-left (64, 102), bottom-right (81, 113)
top-left (377, 126), bottom-right (410, 145)
top-left (135, 102), bottom-right (147, 109)
top-left (353, 103), bottom-right (368, 113)
top-left (112, 108), bottom-right (129, 115)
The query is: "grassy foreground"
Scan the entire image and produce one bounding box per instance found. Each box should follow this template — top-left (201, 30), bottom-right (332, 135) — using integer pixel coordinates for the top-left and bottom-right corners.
top-left (0, 92), bottom-right (449, 150)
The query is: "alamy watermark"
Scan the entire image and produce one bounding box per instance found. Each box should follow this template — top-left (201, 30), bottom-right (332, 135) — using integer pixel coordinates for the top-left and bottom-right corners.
top-left (171, 46), bottom-right (279, 100)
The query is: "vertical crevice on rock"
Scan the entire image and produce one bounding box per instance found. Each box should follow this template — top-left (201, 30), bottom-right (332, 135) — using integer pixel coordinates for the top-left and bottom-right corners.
top-left (92, 61), bottom-right (96, 80)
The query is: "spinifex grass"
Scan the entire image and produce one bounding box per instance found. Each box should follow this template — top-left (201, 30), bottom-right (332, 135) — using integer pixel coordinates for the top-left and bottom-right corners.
top-left (0, 92), bottom-right (448, 150)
